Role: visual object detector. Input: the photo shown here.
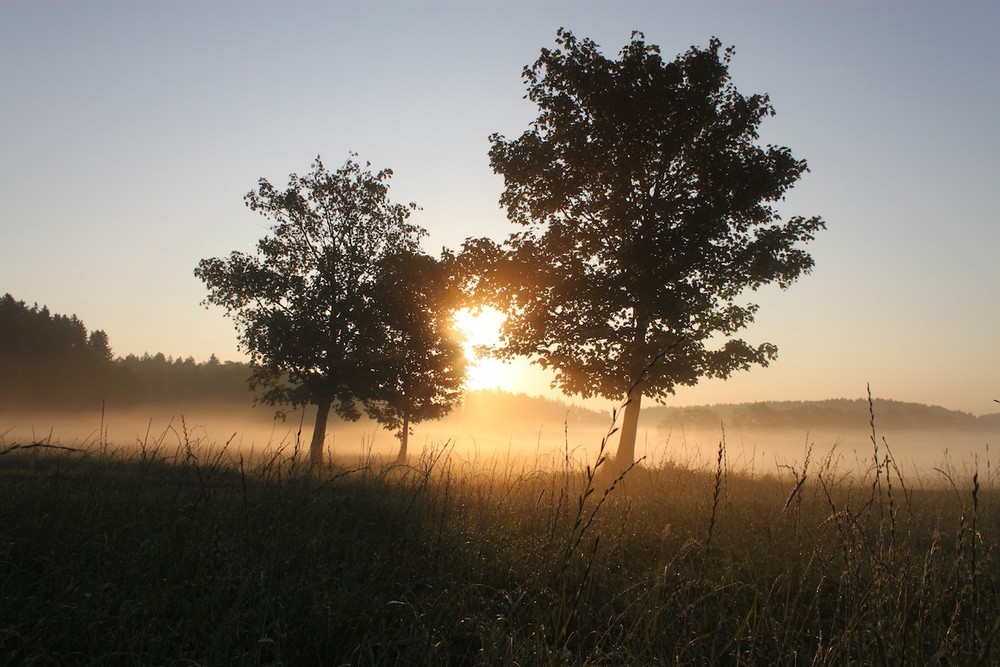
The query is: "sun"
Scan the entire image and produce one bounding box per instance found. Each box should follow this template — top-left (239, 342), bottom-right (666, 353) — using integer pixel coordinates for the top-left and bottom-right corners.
top-left (453, 307), bottom-right (520, 391)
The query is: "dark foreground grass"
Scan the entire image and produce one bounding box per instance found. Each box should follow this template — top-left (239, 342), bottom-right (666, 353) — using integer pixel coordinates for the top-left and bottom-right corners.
top-left (0, 430), bottom-right (997, 665)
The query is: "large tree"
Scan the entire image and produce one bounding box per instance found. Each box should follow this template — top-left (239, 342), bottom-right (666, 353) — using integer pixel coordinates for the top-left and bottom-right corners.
top-left (195, 156), bottom-right (424, 466)
top-left (363, 250), bottom-right (466, 463)
top-left (472, 30), bottom-right (824, 467)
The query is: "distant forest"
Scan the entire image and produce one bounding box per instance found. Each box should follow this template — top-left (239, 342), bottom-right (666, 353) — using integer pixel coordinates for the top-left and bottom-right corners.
top-left (0, 294), bottom-right (251, 411)
top-left (2, 293), bottom-right (998, 432)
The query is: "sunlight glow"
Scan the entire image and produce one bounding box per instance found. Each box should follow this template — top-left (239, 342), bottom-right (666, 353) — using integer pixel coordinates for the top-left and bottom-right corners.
top-left (453, 307), bottom-right (521, 391)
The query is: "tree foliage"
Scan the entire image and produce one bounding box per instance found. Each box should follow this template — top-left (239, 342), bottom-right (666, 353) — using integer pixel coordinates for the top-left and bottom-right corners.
top-left (363, 251), bottom-right (466, 461)
top-left (195, 156), bottom-right (444, 464)
top-left (468, 30), bottom-right (824, 463)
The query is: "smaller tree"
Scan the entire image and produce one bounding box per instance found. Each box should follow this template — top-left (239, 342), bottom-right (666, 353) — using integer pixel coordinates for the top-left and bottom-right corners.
top-left (363, 251), bottom-right (466, 463)
top-left (195, 156), bottom-right (424, 466)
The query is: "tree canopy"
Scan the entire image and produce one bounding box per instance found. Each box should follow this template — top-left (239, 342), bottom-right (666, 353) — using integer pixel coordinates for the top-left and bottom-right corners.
top-left (363, 251), bottom-right (466, 462)
top-left (195, 156), bottom-right (432, 465)
top-left (468, 30), bottom-right (824, 466)
top-left (195, 157), bottom-right (424, 462)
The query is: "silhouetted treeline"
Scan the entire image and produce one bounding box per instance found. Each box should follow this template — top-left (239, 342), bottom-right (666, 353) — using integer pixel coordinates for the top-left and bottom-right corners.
top-left (0, 294), bottom-right (256, 412)
top-left (650, 399), bottom-right (1000, 432)
top-left (0, 294), bottom-right (138, 409)
top-left (116, 353), bottom-right (254, 408)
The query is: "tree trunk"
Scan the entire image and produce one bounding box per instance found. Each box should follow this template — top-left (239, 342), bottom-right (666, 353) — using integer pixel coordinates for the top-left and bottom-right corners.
top-left (614, 388), bottom-right (643, 470)
top-left (309, 395), bottom-right (332, 467)
top-left (615, 314), bottom-right (649, 471)
top-left (395, 413), bottom-right (410, 464)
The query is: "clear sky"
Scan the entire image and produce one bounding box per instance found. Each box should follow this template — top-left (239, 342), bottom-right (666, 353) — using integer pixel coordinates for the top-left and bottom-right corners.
top-left (2, 1), bottom-right (998, 415)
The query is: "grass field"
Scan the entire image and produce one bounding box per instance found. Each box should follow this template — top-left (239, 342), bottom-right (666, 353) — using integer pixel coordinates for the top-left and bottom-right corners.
top-left (1, 418), bottom-right (997, 665)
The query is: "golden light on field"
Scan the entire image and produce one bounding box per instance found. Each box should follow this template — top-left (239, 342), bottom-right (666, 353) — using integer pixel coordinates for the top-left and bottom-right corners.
top-left (453, 307), bottom-right (521, 391)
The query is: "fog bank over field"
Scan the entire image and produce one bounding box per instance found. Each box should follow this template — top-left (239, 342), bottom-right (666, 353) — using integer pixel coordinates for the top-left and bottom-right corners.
top-left (648, 426), bottom-right (996, 480)
top-left (3, 392), bottom-right (997, 481)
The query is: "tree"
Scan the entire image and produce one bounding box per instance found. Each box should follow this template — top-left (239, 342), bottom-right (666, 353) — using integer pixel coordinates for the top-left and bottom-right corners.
top-left (470, 30), bottom-right (824, 467)
top-left (363, 250), bottom-right (466, 463)
top-left (194, 156), bottom-right (424, 466)
top-left (87, 330), bottom-right (113, 362)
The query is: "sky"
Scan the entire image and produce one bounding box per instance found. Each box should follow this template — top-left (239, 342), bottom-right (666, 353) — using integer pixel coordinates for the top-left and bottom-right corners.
top-left (2, 1), bottom-right (998, 416)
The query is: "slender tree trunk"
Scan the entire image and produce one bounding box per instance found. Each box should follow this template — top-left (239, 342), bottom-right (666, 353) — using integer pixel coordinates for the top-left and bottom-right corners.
top-left (615, 386), bottom-right (643, 470)
top-left (615, 314), bottom-right (649, 470)
top-left (396, 413), bottom-right (410, 464)
top-left (309, 395), bottom-right (332, 468)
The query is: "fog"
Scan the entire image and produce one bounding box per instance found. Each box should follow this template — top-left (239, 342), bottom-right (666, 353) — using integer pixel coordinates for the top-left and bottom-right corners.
top-left (643, 426), bottom-right (996, 482)
top-left (3, 403), bottom-right (996, 487)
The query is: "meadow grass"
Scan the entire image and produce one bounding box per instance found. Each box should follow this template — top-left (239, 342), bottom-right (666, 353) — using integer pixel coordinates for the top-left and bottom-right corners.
top-left (0, 422), bottom-right (997, 665)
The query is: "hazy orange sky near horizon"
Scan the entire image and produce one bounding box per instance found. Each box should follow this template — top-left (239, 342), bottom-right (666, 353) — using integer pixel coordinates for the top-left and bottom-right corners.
top-left (2, 1), bottom-right (998, 416)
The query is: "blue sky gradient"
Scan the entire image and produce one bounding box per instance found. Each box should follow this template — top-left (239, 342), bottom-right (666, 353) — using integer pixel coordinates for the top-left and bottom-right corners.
top-left (2, 1), bottom-right (998, 413)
